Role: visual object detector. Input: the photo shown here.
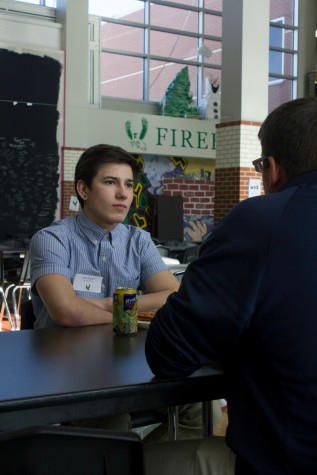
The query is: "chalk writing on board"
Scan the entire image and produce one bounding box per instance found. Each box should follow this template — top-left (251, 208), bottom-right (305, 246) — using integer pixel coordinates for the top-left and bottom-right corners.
top-left (0, 48), bottom-right (63, 241)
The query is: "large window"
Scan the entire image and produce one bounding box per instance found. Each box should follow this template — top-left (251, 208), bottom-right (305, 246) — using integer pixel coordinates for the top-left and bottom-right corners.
top-left (92, 0), bottom-right (298, 112)
top-left (12, 0), bottom-right (56, 5)
top-left (10, 0), bottom-right (298, 112)
top-left (269, 18), bottom-right (284, 83)
top-left (269, 0), bottom-right (298, 112)
top-left (90, 0), bottom-right (223, 105)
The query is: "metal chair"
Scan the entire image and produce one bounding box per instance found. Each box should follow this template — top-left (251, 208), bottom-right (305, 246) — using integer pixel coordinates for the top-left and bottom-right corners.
top-left (11, 250), bottom-right (31, 330)
top-left (156, 244), bottom-right (169, 257)
top-left (20, 298), bottom-right (36, 330)
top-left (182, 244), bottom-right (200, 263)
top-left (0, 425), bottom-right (145, 475)
top-left (0, 251), bottom-right (15, 330)
top-left (173, 270), bottom-right (185, 282)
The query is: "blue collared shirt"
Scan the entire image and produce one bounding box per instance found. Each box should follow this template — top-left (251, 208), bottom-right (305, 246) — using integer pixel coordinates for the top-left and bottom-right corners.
top-left (30, 212), bottom-right (167, 328)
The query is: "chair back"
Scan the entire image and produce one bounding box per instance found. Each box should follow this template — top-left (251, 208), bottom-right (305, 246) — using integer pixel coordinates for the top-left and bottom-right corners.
top-left (20, 298), bottom-right (36, 329)
top-left (0, 251), bottom-right (4, 285)
top-left (0, 425), bottom-right (145, 475)
top-left (156, 244), bottom-right (169, 257)
top-left (183, 244), bottom-right (200, 263)
top-left (173, 270), bottom-right (185, 282)
top-left (18, 250), bottom-right (31, 285)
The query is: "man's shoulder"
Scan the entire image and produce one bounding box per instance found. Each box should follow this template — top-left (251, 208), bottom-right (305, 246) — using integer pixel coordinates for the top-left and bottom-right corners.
top-left (32, 215), bottom-right (78, 240)
top-left (120, 224), bottom-right (150, 239)
top-left (230, 188), bottom-right (295, 221)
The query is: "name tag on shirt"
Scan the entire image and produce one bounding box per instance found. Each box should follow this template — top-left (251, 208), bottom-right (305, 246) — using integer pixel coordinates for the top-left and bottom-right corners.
top-left (73, 274), bottom-right (103, 293)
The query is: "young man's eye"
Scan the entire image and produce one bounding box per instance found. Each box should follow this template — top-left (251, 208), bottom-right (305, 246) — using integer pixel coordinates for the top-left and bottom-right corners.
top-left (126, 182), bottom-right (134, 188)
top-left (105, 180), bottom-right (115, 185)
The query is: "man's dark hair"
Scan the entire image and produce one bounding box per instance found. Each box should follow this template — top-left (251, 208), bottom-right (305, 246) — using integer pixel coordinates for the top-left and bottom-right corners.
top-left (74, 144), bottom-right (141, 207)
top-left (258, 97), bottom-right (317, 178)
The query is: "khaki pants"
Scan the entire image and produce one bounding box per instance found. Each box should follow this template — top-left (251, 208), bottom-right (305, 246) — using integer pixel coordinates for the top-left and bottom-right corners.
top-left (144, 437), bottom-right (236, 475)
top-left (69, 413), bottom-right (131, 431)
top-left (70, 401), bottom-right (222, 441)
top-left (144, 401), bottom-right (222, 442)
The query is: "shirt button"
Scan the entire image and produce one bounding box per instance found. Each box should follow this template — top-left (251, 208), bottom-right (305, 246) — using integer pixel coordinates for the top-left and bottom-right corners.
top-left (101, 256), bottom-right (107, 262)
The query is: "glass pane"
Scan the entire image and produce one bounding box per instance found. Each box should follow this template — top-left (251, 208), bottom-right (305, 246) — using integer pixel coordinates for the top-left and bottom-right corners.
top-left (101, 22), bottom-right (144, 54)
top-left (101, 53), bottom-right (144, 100)
top-left (270, 23), bottom-right (283, 48)
top-left (269, 50), bottom-right (282, 75)
top-left (159, 0), bottom-right (199, 6)
top-left (149, 61), bottom-right (198, 104)
top-left (280, 51), bottom-right (294, 77)
top-left (200, 39), bottom-right (222, 65)
top-left (204, 13), bottom-right (222, 37)
top-left (45, 0), bottom-right (56, 6)
top-left (270, 0), bottom-right (295, 25)
top-left (269, 51), bottom-right (295, 80)
top-left (151, 4), bottom-right (198, 34)
top-left (205, 0), bottom-right (223, 12)
top-left (89, 0), bottom-right (143, 19)
top-left (269, 78), bottom-right (294, 113)
top-left (157, 0), bottom-right (223, 11)
top-left (283, 28), bottom-right (295, 50)
top-left (14, 0), bottom-right (39, 4)
top-left (151, 31), bottom-right (197, 62)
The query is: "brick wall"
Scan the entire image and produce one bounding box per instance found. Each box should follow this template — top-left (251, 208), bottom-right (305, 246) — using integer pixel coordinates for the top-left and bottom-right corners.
top-left (214, 121), bottom-right (263, 223)
top-left (214, 167), bottom-right (262, 223)
top-left (62, 147), bottom-right (84, 219)
top-left (62, 180), bottom-right (78, 218)
top-left (163, 178), bottom-right (215, 217)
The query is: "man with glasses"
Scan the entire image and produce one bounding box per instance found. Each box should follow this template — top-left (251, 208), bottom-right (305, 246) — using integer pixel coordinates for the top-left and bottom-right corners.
top-left (144, 97), bottom-right (317, 475)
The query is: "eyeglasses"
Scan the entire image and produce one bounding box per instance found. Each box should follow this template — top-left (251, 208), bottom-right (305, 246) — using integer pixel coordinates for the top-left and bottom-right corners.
top-left (252, 156), bottom-right (268, 173)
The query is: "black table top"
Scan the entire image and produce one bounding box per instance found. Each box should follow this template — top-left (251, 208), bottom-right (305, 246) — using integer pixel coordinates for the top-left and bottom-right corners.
top-left (0, 324), bottom-right (225, 431)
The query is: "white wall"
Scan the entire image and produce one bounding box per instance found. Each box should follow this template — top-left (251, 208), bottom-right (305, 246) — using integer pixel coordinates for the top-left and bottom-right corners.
top-left (0, 1), bottom-right (61, 50)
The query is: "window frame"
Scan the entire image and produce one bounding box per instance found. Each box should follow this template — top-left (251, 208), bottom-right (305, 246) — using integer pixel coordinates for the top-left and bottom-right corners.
top-left (97, 0), bottom-right (223, 104)
top-left (269, 16), bottom-right (298, 89)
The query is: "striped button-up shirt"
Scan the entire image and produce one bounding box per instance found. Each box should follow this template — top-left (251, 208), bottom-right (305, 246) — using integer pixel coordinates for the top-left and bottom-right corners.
top-left (30, 212), bottom-right (167, 328)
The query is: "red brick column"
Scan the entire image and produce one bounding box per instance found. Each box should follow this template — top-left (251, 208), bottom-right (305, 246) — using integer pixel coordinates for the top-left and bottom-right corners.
top-left (214, 167), bottom-right (262, 223)
top-left (214, 121), bottom-right (263, 223)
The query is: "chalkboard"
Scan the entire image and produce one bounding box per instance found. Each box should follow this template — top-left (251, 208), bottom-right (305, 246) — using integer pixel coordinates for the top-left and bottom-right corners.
top-left (0, 47), bottom-right (63, 241)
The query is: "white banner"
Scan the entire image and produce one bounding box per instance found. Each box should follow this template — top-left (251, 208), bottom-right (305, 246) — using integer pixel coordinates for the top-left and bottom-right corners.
top-left (79, 108), bottom-right (218, 159)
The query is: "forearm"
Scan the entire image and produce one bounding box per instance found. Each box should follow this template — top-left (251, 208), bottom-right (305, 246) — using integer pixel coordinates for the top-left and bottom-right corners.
top-left (50, 295), bottom-right (113, 327)
top-left (137, 290), bottom-right (175, 313)
top-left (36, 275), bottom-right (113, 327)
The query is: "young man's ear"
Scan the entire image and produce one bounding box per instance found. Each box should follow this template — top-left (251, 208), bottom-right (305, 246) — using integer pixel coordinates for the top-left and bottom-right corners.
top-left (76, 180), bottom-right (89, 201)
top-left (264, 156), bottom-right (288, 193)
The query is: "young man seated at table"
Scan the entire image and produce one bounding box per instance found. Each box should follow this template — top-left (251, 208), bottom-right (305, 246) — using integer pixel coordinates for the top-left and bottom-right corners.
top-left (144, 98), bottom-right (317, 474)
top-left (30, 143), bottom-right (222, 436)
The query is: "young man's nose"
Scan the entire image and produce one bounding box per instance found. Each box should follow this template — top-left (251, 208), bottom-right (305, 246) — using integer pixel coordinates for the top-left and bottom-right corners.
top-left (116, 184), bottom-right (128, 198)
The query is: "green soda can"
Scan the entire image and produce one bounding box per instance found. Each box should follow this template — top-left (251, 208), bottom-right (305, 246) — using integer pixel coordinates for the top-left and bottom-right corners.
top-left (113, 287), bottom-right (138, 335)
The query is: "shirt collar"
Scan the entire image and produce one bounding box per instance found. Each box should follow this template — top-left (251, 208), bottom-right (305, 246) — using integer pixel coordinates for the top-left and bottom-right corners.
top-left (76, 211), bottom-right (127, 246)
top-left (281, 169), bottom-right (317, 192)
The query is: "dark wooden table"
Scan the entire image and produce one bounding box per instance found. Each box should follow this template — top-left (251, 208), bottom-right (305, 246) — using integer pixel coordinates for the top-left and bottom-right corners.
top-left (0, 324), bottom-right (225, 431)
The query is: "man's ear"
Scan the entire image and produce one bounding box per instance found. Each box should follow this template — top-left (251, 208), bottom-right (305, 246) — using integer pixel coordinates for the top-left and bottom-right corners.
top-left (267, 156), bottom-right (288, 192)
top-left (76, 179), bottom-right (89, 201)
